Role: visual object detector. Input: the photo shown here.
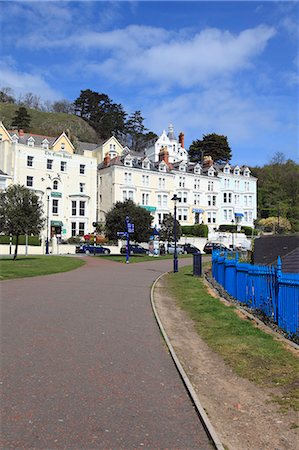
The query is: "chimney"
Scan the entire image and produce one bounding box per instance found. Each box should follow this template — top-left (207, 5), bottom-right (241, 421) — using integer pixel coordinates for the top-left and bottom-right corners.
top-left (159, 146), bottom-right (169, 165)
top-left (19, 129), bottom-right (24, 137)
top-left (203, 155), bottom-right (213, 168)
top-left (179, 132), bottom-right (185, 149)
top-left (103, 152), bottom-right (111, 166)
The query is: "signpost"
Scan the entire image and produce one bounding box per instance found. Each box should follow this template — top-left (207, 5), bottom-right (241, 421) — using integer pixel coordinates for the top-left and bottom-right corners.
top-left (117, 216), bottom-right (135, 264)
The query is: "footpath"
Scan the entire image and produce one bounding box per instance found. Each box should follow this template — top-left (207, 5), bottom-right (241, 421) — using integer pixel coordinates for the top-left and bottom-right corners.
top-left (1, 256), bottom-right (213, 449)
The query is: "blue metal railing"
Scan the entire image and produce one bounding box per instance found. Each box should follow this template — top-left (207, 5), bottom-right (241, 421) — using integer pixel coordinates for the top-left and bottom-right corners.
top-left (212, 251), bottom-right (299, 335)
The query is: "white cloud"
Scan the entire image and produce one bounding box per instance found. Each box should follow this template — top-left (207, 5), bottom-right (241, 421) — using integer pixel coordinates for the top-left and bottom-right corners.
top-left (0, 61), bottom-right (62, 101)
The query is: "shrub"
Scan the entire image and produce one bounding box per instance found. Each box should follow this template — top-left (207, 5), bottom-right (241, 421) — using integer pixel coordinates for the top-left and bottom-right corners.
top-left (0, 235), bottom-right (41, 246)
top-left (67, 236), bottom-right (82, 244)
top-left (181, 224), bottom-right (208, 237)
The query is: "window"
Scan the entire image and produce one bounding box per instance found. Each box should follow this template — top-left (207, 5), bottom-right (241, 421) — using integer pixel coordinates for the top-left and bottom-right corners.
top-left (223, 192), bottom-right (232, 203)
top-left (224, 209), bottom-right (227, 220)
top-left (235, 180), bottom-right (240, 190)
top-left (208, 181), bottom-right (214, 191)
top-left (234, 168), bottom-right (239, 175)
top-left (179, 164), bottom-right (186, 172)
top-left (0, 133), bottom-right (2, 142)
top-left (159, 162), bottom-right (166, 172)
top-left (157, 194), bottom-right (162, 207)
top-left (194, 177), bottom-right (200, 190)
top-left (178, 208), bottom-right (188, 221)
top-left (207, 195), bottom-right (216, 206)
top-left (235, 194), bottom-right (240, 205)
top-left (142, 193), bottom-right (149, 205)
top-left (42, 140), bottom-right (49, 150)
top-left (123, 190), bottom-right (134, 201)
top-left (244, 195), bottom-right (248, 206)
top-left (142, 159), bottom-right (150, 169)
top-left (194, 193), bottom-right (200, 205)
top-left (162, 195), bottom-right (167, 207)
top-left (61, 161), bottom-right (67, 172)
top-left (26, 176), bottom-right (33, 187)
top-left (245, 181), bottom-right (250, 191)
top-left (110, 143), bottom-right (116, 151)
top-left (207, 211), bottom-right (216, 224)
top-left (52, 199), bottom-right (58, 214)
top-left (27, 156), bottom-right (34, 167)
top-left (244, 170), bottom-right (250, 177)
top-left (80, 183), bottom-right (85, 193)
top-left (124, 156), bottom-right (132, 167)
top-left (80, 164), bottom-right (85, 175)
top-left (179, 176), bottom-right (185, 188)
top-left (124, 172), bottom-right (132, 185)
top-left (248, 195), bottom-right (252, 206)
top-left (47, 159), bottom-right (53, 170)
top-left (61, 142), bottom-right (65, 150)
top-left (224, 167), bottom-right (230, 174)
top-left (72, 201), bottom-right (76, 216)
top-left (79, 222), bottom-right (85, 236)
top-left (224, 178), bottom-right (230, 189)
top-left (79, 201), bottom-right (85, 216)
top-left (158, 177), bottom-right (165, 189)
top-left (53, 180), bottom-right (58, 190)
top-left (142, 175), bottom-right (149, 186)
top-left (71, 222), bottom-right (76, 237)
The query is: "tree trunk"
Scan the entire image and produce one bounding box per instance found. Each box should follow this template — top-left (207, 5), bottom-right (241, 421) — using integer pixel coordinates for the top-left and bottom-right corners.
top-left (13, 235), bottom-right (19, 261)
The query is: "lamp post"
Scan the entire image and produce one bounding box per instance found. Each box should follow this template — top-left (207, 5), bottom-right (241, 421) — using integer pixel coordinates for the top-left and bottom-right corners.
top-left (171, 194), bottom-right (179, 273)
top-left (45, 187), bottom-right (52, 255)
top-left (231, 219), bottom-right (235, 250)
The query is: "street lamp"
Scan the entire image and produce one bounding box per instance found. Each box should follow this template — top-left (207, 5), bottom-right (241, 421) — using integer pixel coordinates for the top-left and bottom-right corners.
top-left (231, 219), bottom-right (235, 250)
top-left (171, 194), bottom-right (179, 273)
top-left (45, 187), bottom-right (52, 255)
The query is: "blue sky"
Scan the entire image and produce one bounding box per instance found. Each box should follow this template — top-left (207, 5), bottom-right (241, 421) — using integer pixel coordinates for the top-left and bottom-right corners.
top-left (0, 1), bottom-right (298, 166)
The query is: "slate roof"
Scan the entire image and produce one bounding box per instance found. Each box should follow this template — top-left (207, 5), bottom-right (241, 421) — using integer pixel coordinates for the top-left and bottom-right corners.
top-left (254, 235), bottom-right (299, 273)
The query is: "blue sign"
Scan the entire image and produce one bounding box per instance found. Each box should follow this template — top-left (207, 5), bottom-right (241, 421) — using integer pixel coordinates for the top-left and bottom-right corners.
top-left (127, 223), bottom-right (134, 233)
top-left (117, 231), bottom-right (127, 237)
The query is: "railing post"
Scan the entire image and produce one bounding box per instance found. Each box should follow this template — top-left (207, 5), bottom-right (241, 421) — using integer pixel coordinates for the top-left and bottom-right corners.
top-left (276, 256), bottom-right (282, 324)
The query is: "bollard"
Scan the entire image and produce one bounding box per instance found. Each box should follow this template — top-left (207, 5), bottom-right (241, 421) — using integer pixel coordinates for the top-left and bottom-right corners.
top-left (193, 252), bottom-right (202, 276)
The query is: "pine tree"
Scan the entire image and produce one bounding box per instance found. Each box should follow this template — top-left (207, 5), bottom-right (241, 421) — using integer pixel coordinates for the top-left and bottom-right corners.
top-left (11, 107), bottom-right (31, 131)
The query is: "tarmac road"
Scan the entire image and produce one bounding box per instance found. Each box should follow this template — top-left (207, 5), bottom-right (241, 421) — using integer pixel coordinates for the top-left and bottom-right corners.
top-left (1, 256), bottom-right (213, 449)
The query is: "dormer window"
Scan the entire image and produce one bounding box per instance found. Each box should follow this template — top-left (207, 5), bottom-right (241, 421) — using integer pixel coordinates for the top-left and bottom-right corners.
top-left (61, 142), bottom-right (65, 150)
top-left (208, 168), bottom-right (215, 177)
top-left (27, 137), bottom-right (35, 147)
top-left (159, 162), bottom-right (167, 172)
top-left (179, 164), bottom-right (186, 172)
top-left (194, 164), bottom-right (201, 174)
top-left (142, 159), bottom-right (150, 170)
top-left (11, 134), bottom-right (18, 143)
top-left (234, 167), bottom-right (240, 175)
top-left (124, 156), bottom-right (132, 167)
top-left (244, 168), bottom-right (250, 177)
top-left (42, 139), bottom-right (49, 150)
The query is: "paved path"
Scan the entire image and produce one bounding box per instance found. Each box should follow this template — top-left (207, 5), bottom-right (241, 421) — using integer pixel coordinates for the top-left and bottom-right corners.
top-left (1, 257), bottom-right (213, 449)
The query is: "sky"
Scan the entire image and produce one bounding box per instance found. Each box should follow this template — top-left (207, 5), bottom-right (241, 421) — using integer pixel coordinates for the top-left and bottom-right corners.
top-left (0, 0), bottom-right (298, 166)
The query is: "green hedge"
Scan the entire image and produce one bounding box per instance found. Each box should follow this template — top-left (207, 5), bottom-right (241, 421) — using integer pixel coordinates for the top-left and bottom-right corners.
top-left (0, 235), bottom-right (41, 246)
top-left (218, 224), bottom-right (258, 236)
top-left (181, 224), bottom-right (208, 237)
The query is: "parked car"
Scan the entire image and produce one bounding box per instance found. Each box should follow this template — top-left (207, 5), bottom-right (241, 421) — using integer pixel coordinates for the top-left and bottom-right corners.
top-left (120, 244), bottom-right (148, 255)
top-left (167, 244), bottom-right (184, 255)
top-left (203, 242), bottom-right (231, 254)
top-left (182, 243), bottom-right (200, 254)
top-left (75, 244), bottom-right (111, 255)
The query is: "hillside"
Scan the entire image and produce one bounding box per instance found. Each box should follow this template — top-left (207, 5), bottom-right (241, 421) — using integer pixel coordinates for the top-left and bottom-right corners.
top-left (0, 103), bottom-right (99, 143)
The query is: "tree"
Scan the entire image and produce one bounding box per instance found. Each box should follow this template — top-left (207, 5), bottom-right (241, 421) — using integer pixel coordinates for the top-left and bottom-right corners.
top-left (251, 155), bottom-right (299, 232)
top-left (52, 99), bottom-right (74, 114)
top-left (0, 185), bottom-right (45, 260)
top-left (189, 133), bottom-right (232, 164)
top-left (125, 110), bottom-right (148, 151)
top-left (159, 213), bottom-right (182, 242)
top-left (105, 200), bottom-right (153, 242)
top-left (258, 217), bottom-right (291, 234)
top-left (11, 106), bottom-right (31, 131)
top-left (19, 92), bottom-right (42, 110)
top-left (0, 86), bottom-right (15, 103)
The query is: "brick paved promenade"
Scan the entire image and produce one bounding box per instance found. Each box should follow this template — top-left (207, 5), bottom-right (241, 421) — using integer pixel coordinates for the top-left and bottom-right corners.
top-left (1, 257), bottom-right (213, 449)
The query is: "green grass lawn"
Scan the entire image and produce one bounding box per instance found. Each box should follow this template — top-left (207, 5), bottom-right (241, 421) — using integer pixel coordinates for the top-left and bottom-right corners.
top-left (100, 253), bottom-right (194, 263)
top-left (165, 265), bottom-right (299, 412)
top-left (0, 256), bottom-right (85, 280)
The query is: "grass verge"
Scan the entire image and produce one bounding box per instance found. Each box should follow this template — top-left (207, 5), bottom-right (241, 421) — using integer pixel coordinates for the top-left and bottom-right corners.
top-left (165, 265), bottom-right (299, 412)
top-left (100, 254), bottom-right (194, 263)
top-left (0, 256), bottom-right (85, 280)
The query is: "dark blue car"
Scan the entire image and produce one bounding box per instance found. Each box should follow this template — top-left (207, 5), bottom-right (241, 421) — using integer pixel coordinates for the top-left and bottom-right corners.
top-left (76, 244), bottom-right (111, 255)
top-left (120, 244), bottom-right (148, 255)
